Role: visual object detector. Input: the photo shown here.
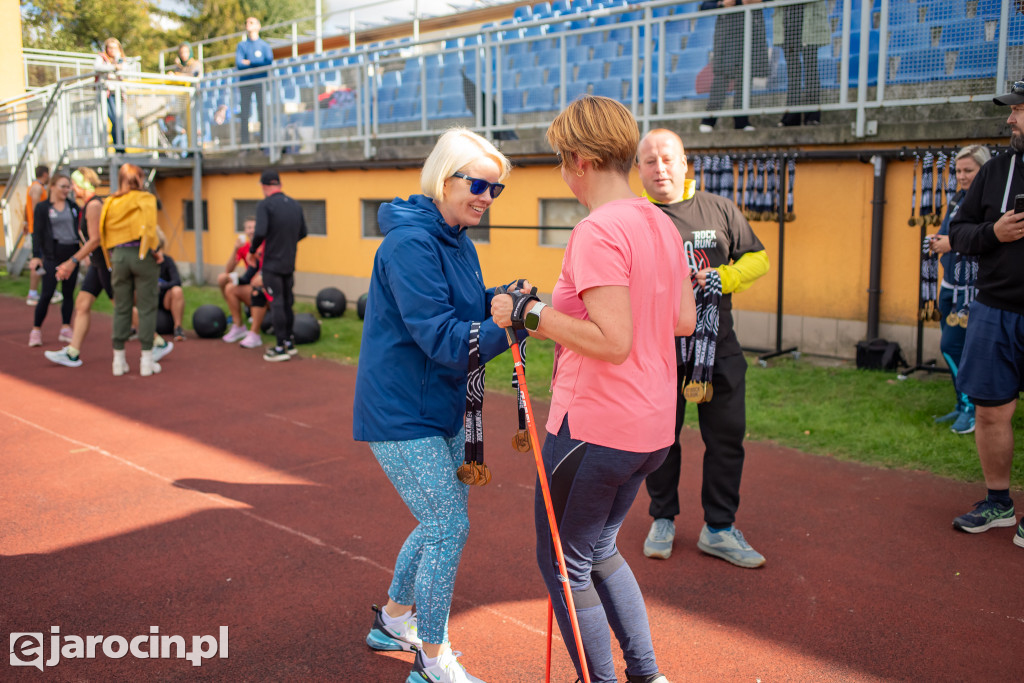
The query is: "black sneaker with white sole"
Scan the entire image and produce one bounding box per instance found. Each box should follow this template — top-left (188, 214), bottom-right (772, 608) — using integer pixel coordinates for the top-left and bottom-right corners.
top-left (263, 346), bottom-right (291, 362)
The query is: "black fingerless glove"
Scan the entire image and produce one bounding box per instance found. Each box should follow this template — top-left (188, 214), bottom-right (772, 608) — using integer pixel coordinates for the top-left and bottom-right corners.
top-left (509, 290), bottom-right (541, 330)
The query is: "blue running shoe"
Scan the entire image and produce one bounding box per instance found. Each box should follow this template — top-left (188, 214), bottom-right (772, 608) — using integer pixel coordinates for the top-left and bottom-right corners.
top-left (951, 410), bottom-right (975, 435)
top-left (934, 408), bottom-right (960, 424)
top-left (953, 499), bottom-right (1016, 533)
top-left (697, 524), bottom-right (765, 568)
top-left (366, 604), bottom-right (422, 653)
top-left (1015, 520), bottom-right (1024, 549)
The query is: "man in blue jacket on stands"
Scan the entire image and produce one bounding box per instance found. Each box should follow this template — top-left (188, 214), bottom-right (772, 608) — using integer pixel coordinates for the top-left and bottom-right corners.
top-left (236, 16), bottom-right (273, 146)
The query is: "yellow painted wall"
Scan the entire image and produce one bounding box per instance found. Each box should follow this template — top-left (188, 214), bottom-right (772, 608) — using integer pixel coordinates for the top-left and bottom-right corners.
top-left (152, 155), bottom-right (965, 329)
top-left (0, 1), bottom-right (25, 101)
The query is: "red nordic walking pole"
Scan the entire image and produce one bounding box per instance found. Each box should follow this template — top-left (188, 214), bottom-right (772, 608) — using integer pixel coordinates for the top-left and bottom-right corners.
top-left (506, 329), bottom-right (591, 683)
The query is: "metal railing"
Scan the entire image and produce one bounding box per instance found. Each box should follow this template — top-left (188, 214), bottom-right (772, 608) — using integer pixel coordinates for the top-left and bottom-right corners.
top-left (186, 0), bottom-right (1016, 159)
top-left (0, 71), bottom-right (199, 261)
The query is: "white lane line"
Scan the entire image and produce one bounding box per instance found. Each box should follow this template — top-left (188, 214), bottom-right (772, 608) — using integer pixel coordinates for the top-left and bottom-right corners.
top-left (0, 408), bottom-right (548, 638)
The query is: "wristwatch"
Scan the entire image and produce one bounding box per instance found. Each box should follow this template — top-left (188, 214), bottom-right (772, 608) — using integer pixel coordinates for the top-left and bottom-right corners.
top-left (71, 256), bottom-right (79, 264)
top-left (524, 301), bottom-right (546, 332)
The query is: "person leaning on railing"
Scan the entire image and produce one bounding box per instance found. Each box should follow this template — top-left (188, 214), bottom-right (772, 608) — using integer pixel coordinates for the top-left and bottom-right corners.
top-left (95, 37), bottom-right (129, 153)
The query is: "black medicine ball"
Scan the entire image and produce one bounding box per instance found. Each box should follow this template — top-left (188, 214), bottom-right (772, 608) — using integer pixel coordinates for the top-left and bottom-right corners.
top-left (316, 287), bottom-right (347, 318)
top-left (357, 293), bottom-right (368, 320)
top-left (261, 317), bottom-right (274, 335)
top-left (192, 304), bottom-right (227, 338)
top-left (293, 312), bottom-right (321, 344)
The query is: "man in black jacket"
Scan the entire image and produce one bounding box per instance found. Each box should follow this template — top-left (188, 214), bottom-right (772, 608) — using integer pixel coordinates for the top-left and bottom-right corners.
top-left (248, 169), bottom-right (307, 362)
top-left (948, 82), bottom-right (1024, 545)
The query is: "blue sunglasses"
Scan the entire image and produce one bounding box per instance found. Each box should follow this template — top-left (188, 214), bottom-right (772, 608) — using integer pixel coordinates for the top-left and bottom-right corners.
top-left (451, 171), bottom-right (505, 199)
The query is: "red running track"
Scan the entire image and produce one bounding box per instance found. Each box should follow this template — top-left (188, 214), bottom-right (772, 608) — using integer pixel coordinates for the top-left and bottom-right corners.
top-left (0, 293), bottom-right (1021, 682)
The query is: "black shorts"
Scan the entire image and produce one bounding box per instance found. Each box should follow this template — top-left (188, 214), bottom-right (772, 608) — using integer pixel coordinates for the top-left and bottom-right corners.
top-left (80, 252), bottom-right (113, 299)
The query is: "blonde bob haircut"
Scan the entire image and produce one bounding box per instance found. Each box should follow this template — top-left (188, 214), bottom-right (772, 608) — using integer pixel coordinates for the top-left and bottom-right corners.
top-left (955, 144), bottom-right (992, 169)
top-left (546, 95), bottom-right (639, 177)
top-left (421, 128), bottom-right (511, 200)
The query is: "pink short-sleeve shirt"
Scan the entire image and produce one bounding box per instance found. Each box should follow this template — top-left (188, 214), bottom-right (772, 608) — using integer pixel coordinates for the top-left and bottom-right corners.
top-left (545, 197), bottom-right (686, 452)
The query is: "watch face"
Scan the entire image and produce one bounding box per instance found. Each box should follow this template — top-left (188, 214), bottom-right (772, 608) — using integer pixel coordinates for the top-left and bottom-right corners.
top-left (525, 311), bottom-right (540, 331)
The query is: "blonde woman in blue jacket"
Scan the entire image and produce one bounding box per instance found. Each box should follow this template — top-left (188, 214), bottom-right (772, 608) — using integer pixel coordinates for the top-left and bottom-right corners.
top-left (354, 128), bottom-right (515, 683)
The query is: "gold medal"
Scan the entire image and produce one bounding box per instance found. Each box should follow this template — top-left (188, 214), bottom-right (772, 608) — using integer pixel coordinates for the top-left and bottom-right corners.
top-left (683, 381), bottom-right (705, 403)
top-left (931, 307), bottom-right (941, 322)
top-left (702, 383), bottom-right (714, 403)
top-left (946, 311), bottom-right (959, 326)
top-left (512, 430), bottom-right (531, 452)
top-left (958, 311), bottom-right (969, 328)
top-left (456, 463), bottom-right (479, 485)
top-left (475, 462), bottom-right (492, 486)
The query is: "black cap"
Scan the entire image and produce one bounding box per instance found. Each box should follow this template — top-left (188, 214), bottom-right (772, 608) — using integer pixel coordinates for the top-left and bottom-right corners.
top-left (260, 169), bottom-right (281, 185)
top-left (994, 81), bottom-right (1024, 106)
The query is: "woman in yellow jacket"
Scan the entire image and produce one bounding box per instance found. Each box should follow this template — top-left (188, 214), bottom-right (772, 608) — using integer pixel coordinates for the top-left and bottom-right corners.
top-left (100, 163), bottom-right (163, 376)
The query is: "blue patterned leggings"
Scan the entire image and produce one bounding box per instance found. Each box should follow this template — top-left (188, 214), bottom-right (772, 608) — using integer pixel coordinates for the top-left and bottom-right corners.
top-left (370, 429), bottom-right (469, 645)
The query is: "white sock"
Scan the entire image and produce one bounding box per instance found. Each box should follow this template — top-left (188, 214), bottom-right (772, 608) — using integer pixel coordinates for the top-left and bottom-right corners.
top-left (418, 651), bottom-right (439, 666)
top-left (381, 608), bottom-right (411, 626)
top-left (28, 289), bottom-right (37, 297)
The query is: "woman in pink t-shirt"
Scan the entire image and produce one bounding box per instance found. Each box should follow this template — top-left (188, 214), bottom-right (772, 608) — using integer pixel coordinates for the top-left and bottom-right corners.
top-left (492, 96), bottom-right (695, 683)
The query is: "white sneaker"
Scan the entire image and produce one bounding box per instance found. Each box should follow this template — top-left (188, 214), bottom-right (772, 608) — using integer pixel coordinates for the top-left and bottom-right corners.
top-left (222, 325), bottom-right (247, 343)
top-left (240, 331), bottom-right (262, 349)
top-left (26, 293), bottom-right (39, 306)
top-left (698, 123), bottom-right (713, 133)
top-left (50, 291), bottom-right (63, 305)
top-left (45, 347), bottom-right (83, 368)
top-left (152, 340), bottom-right (174, 362)
top-left (140, 350), bottom-right (161, 377)
top-left (113, 349), bottom-right (129, 376)
top-left (741, 124), bottom-right (756, 131)
top-left (643, 518), bottom-right (675, 559)
top-left (366, 604), bottom-right (422, 653)
top-left (407, 648), bottom-right (485, 683)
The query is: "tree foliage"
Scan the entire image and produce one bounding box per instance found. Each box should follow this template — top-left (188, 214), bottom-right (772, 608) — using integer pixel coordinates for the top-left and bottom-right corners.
top-left (20, 0), bottom-right (315, 70)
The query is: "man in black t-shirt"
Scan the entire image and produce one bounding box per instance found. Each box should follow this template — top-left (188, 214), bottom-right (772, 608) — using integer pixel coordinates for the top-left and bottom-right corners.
top-left (948, 83), bottom-right (1024, 542)
top-left (249, 169), bottom-right (307, 362)
top-left (636, 129), bottom-right (770, 568)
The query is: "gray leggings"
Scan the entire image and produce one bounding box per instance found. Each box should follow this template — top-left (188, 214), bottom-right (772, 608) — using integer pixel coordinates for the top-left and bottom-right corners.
top-left (536, 416), bottom-right (667, 683)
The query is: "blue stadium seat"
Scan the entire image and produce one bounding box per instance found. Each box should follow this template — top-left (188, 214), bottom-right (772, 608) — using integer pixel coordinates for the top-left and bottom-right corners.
top-left (502, 88), bottom-right (525, 113)
top-left (390, 98), bottom-right (422, 123)
top-left (664, 67), bottom-right (700, 101)
top-left (591, 77), bottom-right (625, 100)
top-left (952, 43), bottom-right (998, 78)
top-left (888, 47), bottom-right (947, 83)
top-left (435, 92), bottom-right (472, 118)
top-left (591, 42), bottom-right (619, 60)
top-left (523, 85), bottom-right (557, 111)
top-left (567, 45), bottom-right (591, 63)
top-left (937, 19), bottom-right (986, 46)
top-left (889, 26), bottom-right (932, 55)
top-left (562, 80), bottom-right (589, 101)
top-left (975, 0), bottom-right (1004, 19)
top-left (575, 61), bottom-right (605, 82)
top-left (607, 57), bottom-right (634, 79)
top-left (684, 31), bottom-right (713, 51)
top-left (918, 0), bottom-right (966, 23)
top-left (515, 5), bottom-right (534, 22)
top-left (517, 67), bottom-right (546, 88)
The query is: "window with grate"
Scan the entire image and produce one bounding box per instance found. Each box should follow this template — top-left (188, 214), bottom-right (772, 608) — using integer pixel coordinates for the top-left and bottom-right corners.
top-left (183, 199), bottom-right (208, 231)
top-left (235, 199), bottom-right (326, 235)
top-left (539, 198), bottom-right (586, 247)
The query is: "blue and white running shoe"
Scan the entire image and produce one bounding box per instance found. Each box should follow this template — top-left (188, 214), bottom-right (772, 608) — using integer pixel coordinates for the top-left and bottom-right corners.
top-left (366, 604), bottom-right (422, 653)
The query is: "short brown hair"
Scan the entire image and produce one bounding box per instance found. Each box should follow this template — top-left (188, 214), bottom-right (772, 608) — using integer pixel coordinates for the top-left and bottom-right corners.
top-left (546, 95), bottom-right (639, 177)
top-left (114, 163), bottom-right (145, 196)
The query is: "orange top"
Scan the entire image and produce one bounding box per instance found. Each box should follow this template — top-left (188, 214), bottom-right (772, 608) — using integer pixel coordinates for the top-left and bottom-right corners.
top-left (25, 180), bottom-right (48, 234)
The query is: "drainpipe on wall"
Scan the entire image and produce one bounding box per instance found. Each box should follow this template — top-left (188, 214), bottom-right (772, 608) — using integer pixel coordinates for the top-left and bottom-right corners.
top-left (866, 154), bottom-right (887, 340)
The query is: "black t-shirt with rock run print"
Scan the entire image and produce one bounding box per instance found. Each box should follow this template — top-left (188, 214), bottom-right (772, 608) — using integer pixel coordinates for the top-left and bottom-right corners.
top-left (655, 191), bottom-right (765, 358)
